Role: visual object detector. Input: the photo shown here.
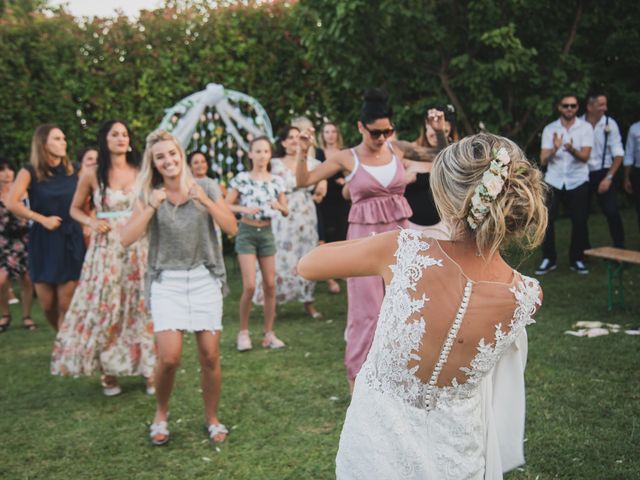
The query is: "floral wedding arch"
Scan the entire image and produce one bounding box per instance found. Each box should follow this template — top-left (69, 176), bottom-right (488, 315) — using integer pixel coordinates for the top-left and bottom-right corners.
top-left (159, 83), bottom-right (273, 184)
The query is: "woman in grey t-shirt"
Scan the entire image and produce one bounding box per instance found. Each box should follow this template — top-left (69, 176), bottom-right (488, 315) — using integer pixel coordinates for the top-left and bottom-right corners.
top-left (121, 130), bottom-right (237, 447)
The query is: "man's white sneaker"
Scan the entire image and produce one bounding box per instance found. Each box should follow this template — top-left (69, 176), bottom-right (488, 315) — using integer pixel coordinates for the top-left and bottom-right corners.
top-left (570, 261), bottom-right (589, 274)
top-left (535, 258), bottom-right (557, 275)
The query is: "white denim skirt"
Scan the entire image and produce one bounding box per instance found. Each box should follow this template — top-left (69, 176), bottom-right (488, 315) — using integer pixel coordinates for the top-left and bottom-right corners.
top-left (150, 265), bottom-right (223, 333)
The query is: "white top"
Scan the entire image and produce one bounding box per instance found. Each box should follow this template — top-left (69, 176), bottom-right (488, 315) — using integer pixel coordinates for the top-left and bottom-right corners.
top-left (346, 143), bottom-right (398, 188)
top-left (579, 115), bottom-right (625, 171)
top-left (228, 172), bottom-right (285, 220)
top-left (541, 117), bottom-right (594, 189)
top-left (624, 121), bottom-right (640, 168)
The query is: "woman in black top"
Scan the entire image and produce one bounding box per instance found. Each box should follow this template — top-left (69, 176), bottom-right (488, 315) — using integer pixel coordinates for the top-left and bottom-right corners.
top-left (404, 105), bottom-right (458, 230)
top-left (316, 122), bottom-right (350, 294)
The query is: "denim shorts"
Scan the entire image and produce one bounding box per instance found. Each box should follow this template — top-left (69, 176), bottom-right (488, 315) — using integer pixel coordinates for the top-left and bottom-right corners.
top-left (234, 222), bottom-right (276, 257)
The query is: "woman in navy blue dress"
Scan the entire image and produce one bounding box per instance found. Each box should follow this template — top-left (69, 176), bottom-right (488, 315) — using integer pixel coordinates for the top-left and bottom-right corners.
top-left (7, 124), bottom-right (85, 330)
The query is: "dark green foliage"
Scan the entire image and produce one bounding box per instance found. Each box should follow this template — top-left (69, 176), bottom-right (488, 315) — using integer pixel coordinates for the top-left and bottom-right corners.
top-left (1, 1), bottom-right (639, 162)
top-left (0, 1), bottom-right (327, 164)
top-left (299, 0), bottom-right (640, 149)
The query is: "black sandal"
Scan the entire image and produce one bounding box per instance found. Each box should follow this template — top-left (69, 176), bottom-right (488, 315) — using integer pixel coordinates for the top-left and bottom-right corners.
top-left (22, 316), bottom-right (37, 331)
top-left (0, 314), bottom-right (11, 333)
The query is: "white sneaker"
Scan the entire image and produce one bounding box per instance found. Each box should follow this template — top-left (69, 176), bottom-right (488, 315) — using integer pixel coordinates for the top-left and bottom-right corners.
top-left (237, 330), bottom-right (253, 352)
top-left (262, 331), bottom-right (286, 349)
top-left (535, 258), bottom-right (557, 275)
top-left (101, 375), bottom-right (122, 397)
top-left (570, 261), bottom-right (589, 274)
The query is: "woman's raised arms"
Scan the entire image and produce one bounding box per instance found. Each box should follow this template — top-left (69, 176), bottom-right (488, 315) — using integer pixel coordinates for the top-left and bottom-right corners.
top-left (296, 147), bottom-right (350, 188)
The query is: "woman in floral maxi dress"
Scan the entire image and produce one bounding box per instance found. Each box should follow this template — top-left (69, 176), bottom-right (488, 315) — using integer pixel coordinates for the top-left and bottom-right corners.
top-left (51, 120), bottom-right (155, 396)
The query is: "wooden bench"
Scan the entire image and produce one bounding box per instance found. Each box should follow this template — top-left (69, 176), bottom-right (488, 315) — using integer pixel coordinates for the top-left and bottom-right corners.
top-left (584, 247), bottom-right (640, 311)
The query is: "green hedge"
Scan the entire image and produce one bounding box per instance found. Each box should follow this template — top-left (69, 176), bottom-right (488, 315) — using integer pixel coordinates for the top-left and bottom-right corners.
top-left (0, 2), bottom-right (328, 166)
top-left (1, 0), bottom-right (638, 165)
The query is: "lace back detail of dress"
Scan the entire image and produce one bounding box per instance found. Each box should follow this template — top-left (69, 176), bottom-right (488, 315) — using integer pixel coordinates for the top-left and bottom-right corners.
top-left (361, 229), bottom-right (542, 411)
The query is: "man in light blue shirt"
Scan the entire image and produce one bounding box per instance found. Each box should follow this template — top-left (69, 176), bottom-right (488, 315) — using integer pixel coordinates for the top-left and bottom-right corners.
top-left (536, 94), bottom-right (593, 275)
top-left (582, 92), bottom-right (625, 248)
top-left (624, 121), bottom-right (640, 229)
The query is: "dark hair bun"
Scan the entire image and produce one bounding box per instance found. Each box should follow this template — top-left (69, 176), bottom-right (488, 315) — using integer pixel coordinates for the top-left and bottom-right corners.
top-left (363, 88), bottom-right (388, 104)
top-left (361, 88), bottom-right (393, 124)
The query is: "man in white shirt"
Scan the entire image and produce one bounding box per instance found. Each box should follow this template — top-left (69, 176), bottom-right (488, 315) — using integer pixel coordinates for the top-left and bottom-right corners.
top-left (536, 94), bottom-right (594, 275)
top-left (624, 120), bottom-right (640, 229)
top-left (582, 92), bottom-right (625, 248)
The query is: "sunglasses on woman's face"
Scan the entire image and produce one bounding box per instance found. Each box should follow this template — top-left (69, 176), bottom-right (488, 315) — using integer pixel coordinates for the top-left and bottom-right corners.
top-left (363, 125), bottom-right (395, 139)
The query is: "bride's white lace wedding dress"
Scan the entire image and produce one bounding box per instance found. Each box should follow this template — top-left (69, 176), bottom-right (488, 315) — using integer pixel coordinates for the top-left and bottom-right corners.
top-left (336, 230), bottom-right (542, 479)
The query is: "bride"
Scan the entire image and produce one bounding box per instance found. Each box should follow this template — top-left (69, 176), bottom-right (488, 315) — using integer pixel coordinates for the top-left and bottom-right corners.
top-left (298, 133), bottom-right (547, 479)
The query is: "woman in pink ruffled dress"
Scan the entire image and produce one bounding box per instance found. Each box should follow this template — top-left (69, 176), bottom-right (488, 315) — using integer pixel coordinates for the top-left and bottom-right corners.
top-left (296, 89), bottom-right (447, 391)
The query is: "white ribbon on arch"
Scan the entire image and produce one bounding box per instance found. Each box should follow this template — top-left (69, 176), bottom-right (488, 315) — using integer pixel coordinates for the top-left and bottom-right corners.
top-left (158, 83), bottom-right (273, 152)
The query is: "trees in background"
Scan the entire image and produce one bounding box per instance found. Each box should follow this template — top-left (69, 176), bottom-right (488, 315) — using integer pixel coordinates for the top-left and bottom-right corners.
top-left (1, 0), bottom-right (638, 164)
top-left (299, 0), bottom-right (640, 149)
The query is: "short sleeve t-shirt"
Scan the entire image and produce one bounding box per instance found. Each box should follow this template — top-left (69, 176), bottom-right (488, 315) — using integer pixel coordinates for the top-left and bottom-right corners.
top-left (229, 172), bottom-right (285, 220)
top-left (145, 177), bottom-right (227, 303)
top-left (541, 118), bottom-right (593, 190)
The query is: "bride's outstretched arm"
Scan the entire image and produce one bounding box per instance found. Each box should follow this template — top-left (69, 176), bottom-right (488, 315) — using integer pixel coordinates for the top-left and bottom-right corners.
top-left (297, 230), bottom-right (397, 283)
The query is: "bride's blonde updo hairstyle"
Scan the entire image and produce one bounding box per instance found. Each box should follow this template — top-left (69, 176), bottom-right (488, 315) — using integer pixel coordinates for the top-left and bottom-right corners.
top-left (430, 133), bottom-right (547, 257)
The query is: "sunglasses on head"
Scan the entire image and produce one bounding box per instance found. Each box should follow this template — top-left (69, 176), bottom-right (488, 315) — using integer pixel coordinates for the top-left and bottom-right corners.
top-left (363, 124), bottom-right (395, 139)
top-left (560, 103), bottom-right (578, 109)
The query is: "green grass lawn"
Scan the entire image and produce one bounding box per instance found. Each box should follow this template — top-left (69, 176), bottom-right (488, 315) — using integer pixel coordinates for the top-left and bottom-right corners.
top-left (1, 210), bottom-right (639, 479)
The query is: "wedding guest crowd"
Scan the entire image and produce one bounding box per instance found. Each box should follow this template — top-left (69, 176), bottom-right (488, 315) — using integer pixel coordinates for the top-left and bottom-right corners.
top-left (1, 86), bottom-right (638, 470)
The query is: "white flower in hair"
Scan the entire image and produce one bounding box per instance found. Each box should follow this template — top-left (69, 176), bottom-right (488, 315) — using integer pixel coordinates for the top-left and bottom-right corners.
top-left (482, 170), bottom-right (504, 197)
top-left (496, 147), bottom-right (510, 164)
top-left (466, 147), bottom-right (511, 230)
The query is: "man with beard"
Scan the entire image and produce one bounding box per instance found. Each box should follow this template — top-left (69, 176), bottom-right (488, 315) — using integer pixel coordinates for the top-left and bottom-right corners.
top-left (536, 94), bottom-right (594, 275)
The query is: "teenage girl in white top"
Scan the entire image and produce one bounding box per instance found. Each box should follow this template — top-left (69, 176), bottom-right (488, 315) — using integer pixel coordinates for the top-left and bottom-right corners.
top-left (226, 136), bottom-right (289, 351)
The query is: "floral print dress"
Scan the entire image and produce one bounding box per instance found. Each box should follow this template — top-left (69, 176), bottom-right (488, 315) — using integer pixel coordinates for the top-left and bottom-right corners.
top-left (0, 198), bottom-right (29, 278)
top-left (51, 187), bottom-right (155, 378)
top-left (253, 158), bottom-right (320, 304)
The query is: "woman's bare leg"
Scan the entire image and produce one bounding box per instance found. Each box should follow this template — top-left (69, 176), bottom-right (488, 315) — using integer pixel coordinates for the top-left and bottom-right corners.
top-left (196, 330), bottom-right (225, 441)
top-left (237, 254), bottom-right (258, 332)
top-left (257, 255), bottom-right (277, 333)
top-left (153, 331), bottom-right (183, 423)
top-left (19, 273), bottom-right (34, 326)
top-left (55, 280), bottom-right (78, 329)
top-left (34, 283), bottom-right (58, 329)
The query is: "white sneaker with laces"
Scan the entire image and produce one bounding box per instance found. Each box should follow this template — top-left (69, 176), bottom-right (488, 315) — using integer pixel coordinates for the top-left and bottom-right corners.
top-left (535, 258), bottom-right (557, 275)
top-left (570, 260), bottom-right (589, 274)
